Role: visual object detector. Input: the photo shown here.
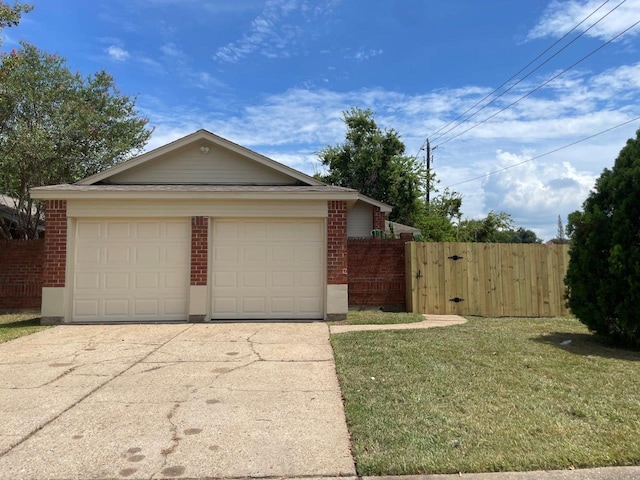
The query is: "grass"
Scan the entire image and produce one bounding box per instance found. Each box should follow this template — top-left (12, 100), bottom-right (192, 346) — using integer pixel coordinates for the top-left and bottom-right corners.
top-left (331, 317), bottom-right (640, 475)
top-left (0, 312), bottom-right (49, 344)
top-left (330, 310), bottom-right (425, 326)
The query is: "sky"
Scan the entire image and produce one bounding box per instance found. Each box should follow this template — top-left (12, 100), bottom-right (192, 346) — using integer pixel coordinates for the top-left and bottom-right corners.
top-left (3, 0), bottom-right (640, 241)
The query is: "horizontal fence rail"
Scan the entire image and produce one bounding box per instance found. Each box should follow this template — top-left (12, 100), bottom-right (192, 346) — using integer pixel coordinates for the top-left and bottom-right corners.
top-left (406, 242), bottom-right (570, 317)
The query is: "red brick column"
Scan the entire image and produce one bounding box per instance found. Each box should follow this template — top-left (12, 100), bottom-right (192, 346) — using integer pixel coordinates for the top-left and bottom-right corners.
top-left (327, 200), bottom-right (348, 284)
top-left (43, 200), bottom-right (67, 288)
top-left (190, 216), bottom-right (208, 286)
top-left (373, 206), bottom-right (385, 231)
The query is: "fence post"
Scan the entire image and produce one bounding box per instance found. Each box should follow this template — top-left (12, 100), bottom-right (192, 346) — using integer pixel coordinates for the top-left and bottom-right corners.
top-left (405, 241), bottom-right (417, 312)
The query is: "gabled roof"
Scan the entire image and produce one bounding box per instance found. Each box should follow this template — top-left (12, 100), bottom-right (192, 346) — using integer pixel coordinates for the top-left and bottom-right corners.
top-left (31, 129), bottom-right (392, 213)
top-left (78, 129), bottom-right (324, 187)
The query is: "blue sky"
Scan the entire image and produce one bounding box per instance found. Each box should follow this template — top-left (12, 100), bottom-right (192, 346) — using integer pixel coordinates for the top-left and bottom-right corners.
top-left (4, 0), bottom-right (640, 240)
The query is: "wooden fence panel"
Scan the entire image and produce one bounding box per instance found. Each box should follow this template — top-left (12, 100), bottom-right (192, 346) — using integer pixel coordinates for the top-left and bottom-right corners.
top-left (406, 242), bottom-right (570, 317)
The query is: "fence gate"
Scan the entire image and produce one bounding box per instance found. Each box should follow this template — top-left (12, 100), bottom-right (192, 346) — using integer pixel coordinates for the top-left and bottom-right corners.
top-left (406, 242), bottom-right (570, 317)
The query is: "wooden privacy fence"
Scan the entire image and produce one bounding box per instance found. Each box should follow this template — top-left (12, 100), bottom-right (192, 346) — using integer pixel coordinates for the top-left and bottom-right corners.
top-left (406, 242), bottom-right (570, 317)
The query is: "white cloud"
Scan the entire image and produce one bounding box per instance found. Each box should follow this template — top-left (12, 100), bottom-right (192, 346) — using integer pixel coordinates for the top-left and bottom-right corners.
top-left (106, 45), bottom-right (130, 61)
top-left (138, 61), bottom-right (640, 239)
top-left (346, 48), bottom-right (383, 62)
top-left (214, 0), bottom-right (339, 63)
top-left (528, 0), bottom-right (640, 42)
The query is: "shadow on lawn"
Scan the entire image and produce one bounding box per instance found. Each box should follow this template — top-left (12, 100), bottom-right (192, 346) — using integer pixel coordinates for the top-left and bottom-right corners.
top-left (533, 331), bottom-right (640, 362)
top-left (0, 317), bottom-right (42, 329)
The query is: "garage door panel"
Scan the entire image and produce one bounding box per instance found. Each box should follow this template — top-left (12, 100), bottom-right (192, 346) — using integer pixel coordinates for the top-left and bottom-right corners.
top-left (134, 273), bottom-right (158, 289)
top-left (105, 272), bottom-right (130, 290)
top-left (295, 245), bottom-right (323, 263)
top-left (212, 297), bottom-right (238, 314)
top-left (134, 299), bottom-right (159, 316)
top-left (271, 271), bottom-right (295, 288)
top-left (74, 300), bottom-right (99, 317)
top-left (135, 246), bottom-right (159, 264)
top-left (106, 246), bottom-right (130, 264)
top-left (271, 297), bottom-right (294, 313)
top-left (136, 222), bottom-right (160, 238)
top-left (76, 246), bottom-right (101, 265)
top-left (300, 297), bottom-right (323, 314)
top-left (73, 218), bottom-right (189, 322)
top-left (243, 245), bottom-right (267, 262)
top-left (211, 218), bottom-right (323, 319)
top-left (106, 222), bottom-right (132, 239)
top-left (104, 299), bottom-right (129, 316)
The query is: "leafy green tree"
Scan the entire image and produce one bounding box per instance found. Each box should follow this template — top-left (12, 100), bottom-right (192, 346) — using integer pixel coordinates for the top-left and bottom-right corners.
top-left (0, 42), bottom-right (152, 238)
top-left (0, 1), bottom-right (32, 35)
top-left (317, 107), bottom-right (424, 226)
top-left (505, 227), bottom-right (542, 244)
top-left (565, 129), bottom-right (640, 347)
top-left (457, 211), bottom-right (514, 243)
top-left (416, 187), bottom-right (462, 241)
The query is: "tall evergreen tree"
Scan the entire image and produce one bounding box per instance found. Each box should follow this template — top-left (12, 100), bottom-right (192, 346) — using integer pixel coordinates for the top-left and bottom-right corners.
top-left (565, 129), bottom-right (640, 347)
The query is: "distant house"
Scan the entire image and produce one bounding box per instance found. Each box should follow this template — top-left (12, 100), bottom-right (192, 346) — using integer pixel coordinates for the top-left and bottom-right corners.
top-left (31, 129), bottom-right (393, 324)
top-left (0, 194), bottom-right (44, 239)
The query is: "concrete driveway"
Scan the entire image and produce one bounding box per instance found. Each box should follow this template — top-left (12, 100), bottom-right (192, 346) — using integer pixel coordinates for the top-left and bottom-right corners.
top-left (0, 323), bottom-right (356, 480)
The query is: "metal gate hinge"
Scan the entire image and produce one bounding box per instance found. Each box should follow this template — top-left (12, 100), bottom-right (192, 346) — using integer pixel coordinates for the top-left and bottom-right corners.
top-left (448, 255), bottom-right (464, 261)
top-left (449, 297), bottom-right (464, 303)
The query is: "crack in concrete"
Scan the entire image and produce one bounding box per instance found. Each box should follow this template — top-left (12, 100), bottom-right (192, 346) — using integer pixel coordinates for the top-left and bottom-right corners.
top-left (0, 324), bottom-right (194, 459)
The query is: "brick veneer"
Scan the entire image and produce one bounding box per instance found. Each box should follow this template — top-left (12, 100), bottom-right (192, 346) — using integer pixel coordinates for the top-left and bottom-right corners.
top-left (0, 239), bottom-right (44, 309)
top-left (372, 206), bottom-right (385, 230)
top-left (347, 238), bottom-right (406, 310)
top-left (327, 200), bottom-right (348, 284)
top-left (190, 216), bottom-right (208, 286)
top-left (43, 200), bottom-right (67, 288)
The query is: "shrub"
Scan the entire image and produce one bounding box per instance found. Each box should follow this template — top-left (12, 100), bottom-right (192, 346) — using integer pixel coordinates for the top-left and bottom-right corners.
top-left (565, 129), bottom-right (640, 347)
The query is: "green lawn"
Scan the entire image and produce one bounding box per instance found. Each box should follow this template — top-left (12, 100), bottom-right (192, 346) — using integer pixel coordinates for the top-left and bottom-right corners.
top-left (331, 310), bottom-right (425, 325)
top-left (331, 317), bottom-right (640, 475)
top-left (0, 312), bottom-right (49, 344)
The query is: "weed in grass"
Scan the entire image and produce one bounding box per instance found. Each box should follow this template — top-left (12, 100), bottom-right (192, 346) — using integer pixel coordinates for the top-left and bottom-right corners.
top-left (331, 317), bottom-right (640, 475)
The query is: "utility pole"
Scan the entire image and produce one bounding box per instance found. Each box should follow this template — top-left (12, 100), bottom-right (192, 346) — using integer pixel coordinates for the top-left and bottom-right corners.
top-left (425, 139), bottom-right (431, 205)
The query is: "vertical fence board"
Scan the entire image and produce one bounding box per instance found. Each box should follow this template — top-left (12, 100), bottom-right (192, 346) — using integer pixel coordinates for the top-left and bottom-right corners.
top-left (408, 242), bottom-right (570, 317)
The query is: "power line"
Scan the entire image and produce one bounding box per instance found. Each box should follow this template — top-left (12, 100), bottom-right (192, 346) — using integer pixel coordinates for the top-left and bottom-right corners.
top-left (445, 115), bottom-right (640, 188)
top-left (413, 0), bottom-right (616, 159)
top-left (429, 0), bottom-right (626, 144)
top-left (434, 16), bottom-right (640, 149)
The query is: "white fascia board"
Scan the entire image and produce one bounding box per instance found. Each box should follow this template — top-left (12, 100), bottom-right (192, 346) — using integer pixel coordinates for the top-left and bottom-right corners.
top-left (30, 189), bottom-right (360, 202)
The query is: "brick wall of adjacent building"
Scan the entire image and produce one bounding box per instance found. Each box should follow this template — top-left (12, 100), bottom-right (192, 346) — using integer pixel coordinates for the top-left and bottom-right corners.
top-left (0, 239), bottom-right (44, 309)
top-left (347, 238), bottom-right (407, 310)
top-left (372, 206), bottom-right (385, 231)
top-left (327, 200), bottom-right (348, 284)
top-left (42, 200), bottom-right (67, 288)
top-left (190, 216), bottom-right (208, 286)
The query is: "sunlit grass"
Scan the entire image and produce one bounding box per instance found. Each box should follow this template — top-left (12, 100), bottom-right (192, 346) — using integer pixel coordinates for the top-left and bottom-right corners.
top-left (331, 317), bottom-right (640, 475)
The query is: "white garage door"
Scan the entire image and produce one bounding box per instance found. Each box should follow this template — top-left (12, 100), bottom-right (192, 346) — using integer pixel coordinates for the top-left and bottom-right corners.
top-left (211, 219), bottom-right (324, 319)
top-left (72, 219), bottom-right (190, 322)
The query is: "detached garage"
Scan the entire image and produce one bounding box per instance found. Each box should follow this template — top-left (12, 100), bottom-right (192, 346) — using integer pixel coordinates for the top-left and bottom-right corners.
top-left (32, 129), bottom-right (391, 324)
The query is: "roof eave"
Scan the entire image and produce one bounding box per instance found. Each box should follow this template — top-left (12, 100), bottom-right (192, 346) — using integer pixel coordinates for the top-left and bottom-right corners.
top-left (30, 189), bottom-right (360, 202)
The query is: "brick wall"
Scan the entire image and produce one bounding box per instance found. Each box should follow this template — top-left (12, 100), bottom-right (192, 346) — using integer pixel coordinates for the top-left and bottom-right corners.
top-left (372, 206), bottom-right (385, 230)
top-left (190, 216), bottom-right (208, 286)
top-left (0, 239), bottom-right (44, 309)
top-left (327, 200), bottom-right (348, 284)
top-left (348, 238), bottom-right (406, 310)
top-left (42, 200), bottom-right (67, 288)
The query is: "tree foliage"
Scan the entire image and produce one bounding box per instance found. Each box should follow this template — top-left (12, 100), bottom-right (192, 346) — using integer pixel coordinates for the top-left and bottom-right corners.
top-left (0, 1), bottom-right (32, 34)
top-left (0, 42), bottom-right (152, 238)
top-left (317, 107), bottom-right (424, 226)
top-left (565, 129), bottom-right (640, 347)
